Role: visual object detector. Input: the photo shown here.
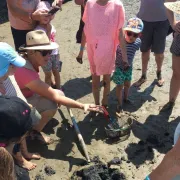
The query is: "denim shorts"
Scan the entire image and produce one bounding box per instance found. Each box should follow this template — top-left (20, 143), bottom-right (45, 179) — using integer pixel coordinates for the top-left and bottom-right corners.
top-left (141, 20), bottom-right (169, 54)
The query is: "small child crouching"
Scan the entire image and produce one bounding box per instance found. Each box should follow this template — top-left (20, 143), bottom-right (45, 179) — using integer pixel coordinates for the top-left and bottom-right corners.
top-left (112, 17), bottom-right (144, 116)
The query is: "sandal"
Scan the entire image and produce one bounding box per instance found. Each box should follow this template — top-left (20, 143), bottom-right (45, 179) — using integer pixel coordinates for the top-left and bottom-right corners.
top-left (134, 75), bottom-right (147, 87)
top-left (76, 57), bottom-right (83, 64)
top-left (157, 71), bottom-right (164, 87)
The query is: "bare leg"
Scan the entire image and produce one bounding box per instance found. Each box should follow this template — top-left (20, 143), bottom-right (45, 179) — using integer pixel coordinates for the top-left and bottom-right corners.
top-left (169, 55), bottom-right (180, 102)
top-left (116, 84), bottom-right (123, 107)
top-left (33, 109), bottom-right (57, 144)
top-left (52, 69), bottom-right (61, 89)
top-left (13, 151), bottom-right (37, 171)
top-left (134, 50), bottom-right (150, 87)
top-left (20, 139), bottom-right (41, 160)
top-left (44, 71), bottom-right (53, 86)
top-left (102, 74), bottom-right (111, 106)
top-left (155, 53), bottom-right (164, 86)
top-left (124, 81), bottom-right (131, 100)
top-left (92, 74), bottom-right (100, 105)
top-left (116, 84), bottom-right (123, 116)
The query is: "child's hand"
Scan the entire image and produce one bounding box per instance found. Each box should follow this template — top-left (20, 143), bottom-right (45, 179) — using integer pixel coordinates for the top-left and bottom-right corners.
top-left (0, 83), bottom-right (5, 95)
top-left (122, 61), bottom-right (130, 71)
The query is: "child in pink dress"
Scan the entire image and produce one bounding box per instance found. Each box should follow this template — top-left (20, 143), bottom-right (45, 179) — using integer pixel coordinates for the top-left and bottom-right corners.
top-left (82, 0), bottom-right (128, 107)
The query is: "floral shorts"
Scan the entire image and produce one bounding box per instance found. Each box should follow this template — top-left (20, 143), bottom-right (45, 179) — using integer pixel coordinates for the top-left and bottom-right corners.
top-left (42, 54), bottom-right (62, 72)
top-left (112, 67), bottom-right (132, 85)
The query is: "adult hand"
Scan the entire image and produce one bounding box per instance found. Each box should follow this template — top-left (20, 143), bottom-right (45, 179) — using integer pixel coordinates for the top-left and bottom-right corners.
top-left (52, 0), bottom-right (63, 9)
top-left (83, 104), bottom-right (102, 114)
top-left (31, 9), bottom-right (49, 22)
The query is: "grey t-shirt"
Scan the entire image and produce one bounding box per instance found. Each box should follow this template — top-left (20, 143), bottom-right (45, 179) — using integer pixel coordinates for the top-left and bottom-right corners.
top-left (137, 0), bottom-right (167, 22)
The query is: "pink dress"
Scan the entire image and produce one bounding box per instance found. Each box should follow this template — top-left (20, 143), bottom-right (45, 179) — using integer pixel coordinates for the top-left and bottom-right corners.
top-left (83, 0), bottom-right (125, 75)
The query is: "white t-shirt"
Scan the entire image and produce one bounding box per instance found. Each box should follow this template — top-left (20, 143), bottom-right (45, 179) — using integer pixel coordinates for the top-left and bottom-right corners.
top-left (35, 24), bottom-right (59, 55)
top-left (0, 75), bottom-right (27, 103)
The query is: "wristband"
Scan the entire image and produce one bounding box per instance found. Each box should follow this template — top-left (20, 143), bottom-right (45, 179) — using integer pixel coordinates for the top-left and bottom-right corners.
top-left (80, 46), bottom-right (85, 51)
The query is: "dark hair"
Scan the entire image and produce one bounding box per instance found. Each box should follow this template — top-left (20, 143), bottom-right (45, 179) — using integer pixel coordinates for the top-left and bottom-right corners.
top-left (0, 147), bottom-right (14, 180)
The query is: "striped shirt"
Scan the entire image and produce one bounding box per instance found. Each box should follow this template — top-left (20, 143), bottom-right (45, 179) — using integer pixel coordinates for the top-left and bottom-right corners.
top-left (0, 75), bottom-right (27, 102)
top-left (115, 38), bottom-right (141, 69)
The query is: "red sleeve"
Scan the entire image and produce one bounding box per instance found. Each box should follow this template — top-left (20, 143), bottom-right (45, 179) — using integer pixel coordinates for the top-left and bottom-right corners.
top-left (15, 67), bottom-right (39, 86)
top-left (118, 2), bottom-right (125, 29)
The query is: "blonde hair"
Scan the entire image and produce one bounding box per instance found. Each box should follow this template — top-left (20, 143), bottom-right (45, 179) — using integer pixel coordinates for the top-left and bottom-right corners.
top-left (0, 147), bottom-right (15, 180)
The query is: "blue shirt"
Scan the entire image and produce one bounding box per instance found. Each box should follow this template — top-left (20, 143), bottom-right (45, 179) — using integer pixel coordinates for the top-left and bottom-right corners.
top-left (115, 38), bottom-right (141, 69)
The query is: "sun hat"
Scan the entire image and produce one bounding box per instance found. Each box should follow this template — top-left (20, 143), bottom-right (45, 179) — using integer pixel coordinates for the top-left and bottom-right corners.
top-left (0, 43), bottom-right (25, 77)
top-left (164, 2), bottom-right (180, 14)
top-left (0, 96), bottom-right (33, 139)
top-left (124, 17), bottom-right (144, 34)
top-left (19, 30), bottom-right (59, 51)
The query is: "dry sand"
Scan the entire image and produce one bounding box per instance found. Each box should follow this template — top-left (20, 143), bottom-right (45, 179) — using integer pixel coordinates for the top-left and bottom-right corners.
top-left (0, 0), bottom-right (180, 179)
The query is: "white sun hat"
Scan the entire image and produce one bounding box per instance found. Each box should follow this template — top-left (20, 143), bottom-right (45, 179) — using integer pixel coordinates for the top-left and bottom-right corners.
top-left (19, 30), bottom-right (59, 51)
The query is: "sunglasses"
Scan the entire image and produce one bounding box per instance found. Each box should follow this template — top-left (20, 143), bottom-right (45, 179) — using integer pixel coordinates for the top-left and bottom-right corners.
top-left (36, 50), bottom-right (52, 56)
top-left (126, 31), bottom-right (139, 38)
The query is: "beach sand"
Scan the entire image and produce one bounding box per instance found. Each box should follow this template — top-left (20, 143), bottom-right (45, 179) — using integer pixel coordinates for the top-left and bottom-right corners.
top-left (0, 0), bottom-right (180, 179)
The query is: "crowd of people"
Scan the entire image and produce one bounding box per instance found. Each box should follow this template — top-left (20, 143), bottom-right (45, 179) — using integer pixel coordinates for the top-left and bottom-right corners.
top-left (0, 0), bottom-right (180, 179)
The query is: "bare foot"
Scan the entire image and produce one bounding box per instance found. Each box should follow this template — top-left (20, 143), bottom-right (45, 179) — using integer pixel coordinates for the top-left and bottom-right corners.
top-left (157, 78), bottom-right (164, 86)
top-left (14, 154), bottom-right (37, 171)
top-left (23, 152), bottom-right (41, 160)
top-left (116, 105), bottom-right (123, 118)
top-left (31, 131), bottom-right (54, 145)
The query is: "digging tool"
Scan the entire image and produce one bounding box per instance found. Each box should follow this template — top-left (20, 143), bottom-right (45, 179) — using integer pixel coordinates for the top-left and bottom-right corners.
top-left (67, 108), bottom-right (90, 163)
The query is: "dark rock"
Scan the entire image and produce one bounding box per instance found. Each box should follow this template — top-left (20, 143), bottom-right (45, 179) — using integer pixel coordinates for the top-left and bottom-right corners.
top-left (44, 166), bottom-right (56, 176)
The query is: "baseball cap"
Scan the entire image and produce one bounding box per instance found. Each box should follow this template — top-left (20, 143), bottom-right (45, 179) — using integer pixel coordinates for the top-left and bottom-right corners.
top-left (124, 17), bottom-right (144, 34)
top-left (0, 96), bottom-right (33, 139)
top-left (0, 42), bottom-right (26, 77)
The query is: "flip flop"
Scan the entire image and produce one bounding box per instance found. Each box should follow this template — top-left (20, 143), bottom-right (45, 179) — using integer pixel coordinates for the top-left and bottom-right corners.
top-left (76, 57), bottom-right (83, 64)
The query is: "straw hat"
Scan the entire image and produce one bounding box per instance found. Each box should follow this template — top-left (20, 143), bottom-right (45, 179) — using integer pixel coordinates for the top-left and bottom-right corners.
top-left (164, 2), bottom-right (180, 14)
top-left (19, 30), bottom-right (59, 50)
